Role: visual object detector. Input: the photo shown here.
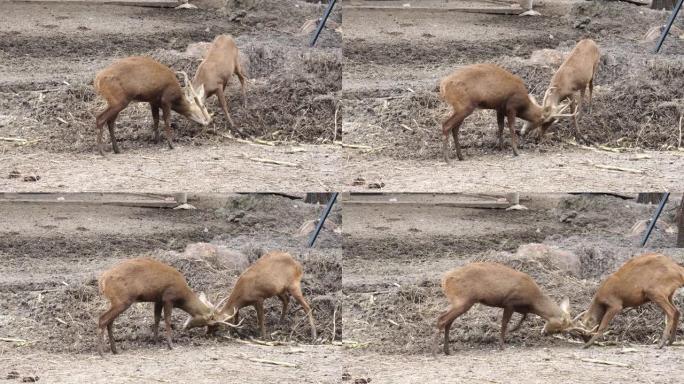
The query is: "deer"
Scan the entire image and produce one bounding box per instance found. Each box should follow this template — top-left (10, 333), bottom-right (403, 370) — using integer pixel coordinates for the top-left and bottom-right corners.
top-left (208, 251), bottom-right (317, 340)
top-left (439, 63), bottom-right (569, 163)
top-left (97, 258), bottom-right (237, 356)
top-left (576, 253), bottom-right (684, 349)
top-left (192, 35), bottom-right (247, 133)
top-left (522, 39), bottom-right (600, 142)
top-left (94, 56), bottom-right (211, 156)
top-left (434, 262), bottom-right (577, 355)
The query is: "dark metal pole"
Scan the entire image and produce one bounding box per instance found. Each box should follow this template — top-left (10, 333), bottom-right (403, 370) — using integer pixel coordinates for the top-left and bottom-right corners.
top-left (308, 192), bottom-right (339, 248)
top-left (641, 192), bottom-right (670, 246)
top-left (654, 0), bottom-right (683, 53)
top-left (309, 0), bottom-right (337, 47)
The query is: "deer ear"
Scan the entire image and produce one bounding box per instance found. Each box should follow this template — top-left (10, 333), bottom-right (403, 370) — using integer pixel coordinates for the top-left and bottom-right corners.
top-left (198, 292), bottom-right (213, 307)
top-left (560, 297), bottom-right (570, 313)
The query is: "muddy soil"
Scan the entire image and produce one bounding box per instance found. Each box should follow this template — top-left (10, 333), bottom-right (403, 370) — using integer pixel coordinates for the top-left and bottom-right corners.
top-left (342, 193), bottom-right (684, 382)
top-left (343, 0), bottom-right (684, 191)
top-left (0, 1), bottom-right (342, 191)
top-left (0, 194), bottom-right (341, 381)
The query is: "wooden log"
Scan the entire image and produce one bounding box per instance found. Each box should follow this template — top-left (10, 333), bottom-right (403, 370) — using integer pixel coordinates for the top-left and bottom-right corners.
top-left (343, 200), bottom-right (511, 209)
top-left (7, 0), bottom-right (179, 8)
top-left (344, 5), bottom-right (524, 14)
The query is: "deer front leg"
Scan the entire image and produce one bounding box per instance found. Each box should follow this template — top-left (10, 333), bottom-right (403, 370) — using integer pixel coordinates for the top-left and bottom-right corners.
top-left (506, 109), bottom-right (519, 156)
top-left (161, 104), bottom-right (174, 150)
top-left (163, 301), bottom-right (174, 350)
top-left (496, 109), bottom-right (505, 150)
top-left (583, 305), bottom-right (621, 348)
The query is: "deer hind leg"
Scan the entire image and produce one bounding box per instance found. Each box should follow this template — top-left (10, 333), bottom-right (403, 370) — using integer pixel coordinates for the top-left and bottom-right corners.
top-left (288, 282), bottom-right (317, 340)
top-left (583, 305), bottom-right (621, 348)
top-left (216, 84), bottom-right (236, 128)
top-left (650, 293), bottom-right (680, 348)
top-left (161, 103), bottom-right (174, 150)
top-left (509, 312), bottom-right (528, 333)
top-left (153, 301), bottom-right (162, 342)
top-left (572, 92), bottom-right (586, 143)
top-left (150, 103), bottom-right (161, 144)
top-left (668, 292), bottom-right (679, 345)
top-left (496, 109), bottom-right (505, 150)
top-left (588, 79), bottom-right (594, 114)
top-left (96, 103), bottom-right (126, 156)
top-left (97, 300), bottom-right (130, 356)
top-left (255, 300), bottom-right (266, 339)
top-left (436, 299), bottom-right (474, 355)
top-left (277, 293), bottom-right (290, 324)
top-left (162, 301), bottom-right (174, 350)
top-left (500, 307), bottom-right (514, 349)
top-left (505, 109), bottom-right (519, 156)
top-left (442, 109), bottom-right (470, 163)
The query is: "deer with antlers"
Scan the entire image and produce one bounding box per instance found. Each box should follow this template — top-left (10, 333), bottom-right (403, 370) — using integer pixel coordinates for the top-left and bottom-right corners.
top-left (94, 56), bottom-right (211, 156)
top-left (522, 39), bottom-right (600, 142)
top-left (575, 253), bottom-right (684, 349)
top-left (439, 63), bottom-right (571, 162)
top-left (434, 262), bottom-right (579, 355)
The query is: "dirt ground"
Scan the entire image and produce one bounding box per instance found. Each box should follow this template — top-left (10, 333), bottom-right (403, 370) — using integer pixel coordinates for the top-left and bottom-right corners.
top-left (342, 193), bottom-right (684, 383)
top-left (343, 0), bottom-right (684, 191)
top-left (0, 194), bottom-right (342, 382)
top-left (0, 1), bottom-right (342, 192)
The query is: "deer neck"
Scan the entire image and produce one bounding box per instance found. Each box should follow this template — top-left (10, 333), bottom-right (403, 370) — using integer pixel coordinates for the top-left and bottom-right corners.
top-left (531, 295), bottom-right (563, 322)
top-left (182, 293), bottom-right (212, 318)
top-left (217, 293), bottom-right (243, 319)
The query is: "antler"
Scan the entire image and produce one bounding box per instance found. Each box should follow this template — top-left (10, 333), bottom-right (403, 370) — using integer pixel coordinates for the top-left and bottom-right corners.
top-left (542, 86), bottom-right (557, 107)
top-left (549, 100), bottom-right (578, 118)
top-left (213, 318), bottom-right (245, 329)
top-left (176, 71), bottom-right (198, 97)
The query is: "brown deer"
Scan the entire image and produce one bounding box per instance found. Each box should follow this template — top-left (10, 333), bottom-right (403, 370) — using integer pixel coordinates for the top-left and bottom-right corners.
top-left (94, 56), bottom-right (211, 156)
top-left (522, 39), bottom-right (600, 142)
top-left (439, 63), bottom-right (567, 162)
top-left (192, 35), bottom-right (247, 132)
top-left (577, 253), bottom-right (684, 349)
top-left (434, 262), bottom-right (575, 355)
top-left (97, 258), bottom-right (236, 356)
top-left (208, 251), bottom-right (317, 340)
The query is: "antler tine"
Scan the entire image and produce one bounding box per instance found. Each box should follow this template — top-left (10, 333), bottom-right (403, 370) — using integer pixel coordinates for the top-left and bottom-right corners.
top-left (214, 296), bottom-right (231, 311)
top-left (215, 318), bottom-right (244, 329)
top-left (542, 86), bottom-right (556, 107)
top-left (572, 310), bottom-right (587, 323)
top-left (551, 100), bottom-right (578, 118)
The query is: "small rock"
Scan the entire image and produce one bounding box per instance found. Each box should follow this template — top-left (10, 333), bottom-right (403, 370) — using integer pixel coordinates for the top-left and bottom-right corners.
top-left (229, 10), bottom-right (247, 21)
top-left (23, 174), bottom-right (40, 182)
top-left (506, 204), bottom-right (528, 211)
top-left (351, 177), bottom-right (365, 186)
top-left (8, 170), bottom-right (21, 179)
top-left (21, 377), bottom-right (39, 383)
top-left (173, 203), bottom-right (196, 210)
top-left (520, 10), bottom-right (541, 16)
top-left (574, 17), bottom-right (591, 29)
top-left (175, 3), bottom-right (198, 9)
top-left (560, 211), bottom-right (578, 223)
top-left (602, 53), bottom-right (617, 66)
top-left (368, 182), bottom-right (385, 189)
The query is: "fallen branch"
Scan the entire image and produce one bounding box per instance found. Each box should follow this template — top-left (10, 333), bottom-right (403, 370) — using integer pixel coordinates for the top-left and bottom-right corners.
top-left (0, 338), bottom-right (27, 343)
top-left (0, 137), bottom-right (27, 143)
top-left (242, 155), bottom-right (299, 168)
top-left (585, 162), bottom-right (645, 174)
top-left (579, 358), bottom-right (631, 368)
top-left (334, 141), bottom-right (373, 150)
